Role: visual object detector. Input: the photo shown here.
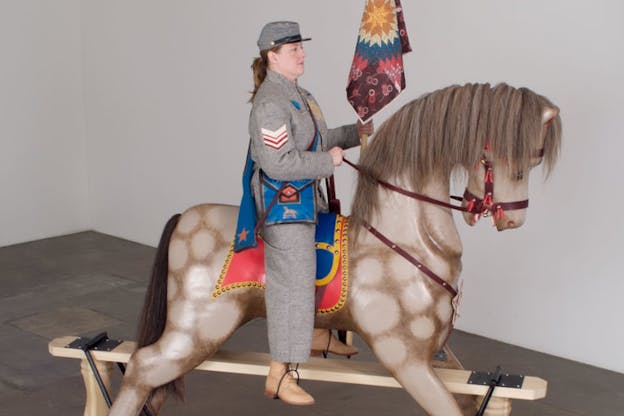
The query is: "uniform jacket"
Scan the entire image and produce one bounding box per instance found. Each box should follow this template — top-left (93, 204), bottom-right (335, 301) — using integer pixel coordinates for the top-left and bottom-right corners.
top-left (234, 70), bottom-right (360, 251)
top-left (249, 70), bottom-right (360, 210)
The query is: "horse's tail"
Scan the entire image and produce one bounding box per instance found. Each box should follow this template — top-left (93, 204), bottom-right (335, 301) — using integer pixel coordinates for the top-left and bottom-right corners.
top-left (136, 213), bottom-right (184, 405)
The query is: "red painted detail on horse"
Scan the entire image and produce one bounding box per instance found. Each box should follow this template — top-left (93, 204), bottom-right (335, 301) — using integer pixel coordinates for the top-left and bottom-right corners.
top-left (482, 193), bottom-right (493, 208)
top-left (494, 206), bottom-right (505, 220)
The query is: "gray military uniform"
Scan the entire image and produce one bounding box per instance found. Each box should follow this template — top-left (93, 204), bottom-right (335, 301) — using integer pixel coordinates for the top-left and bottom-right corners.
top-left (249, 70), bottom-right (359, 362)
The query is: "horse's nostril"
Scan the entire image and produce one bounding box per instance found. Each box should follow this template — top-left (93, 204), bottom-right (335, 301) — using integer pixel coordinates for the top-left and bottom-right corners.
top-left (507, 220), bottom-right (516, 227)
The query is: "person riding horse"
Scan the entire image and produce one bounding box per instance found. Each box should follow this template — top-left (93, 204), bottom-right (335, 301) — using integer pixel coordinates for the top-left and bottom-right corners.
top-left (237, 21), bottom-right (374, 405)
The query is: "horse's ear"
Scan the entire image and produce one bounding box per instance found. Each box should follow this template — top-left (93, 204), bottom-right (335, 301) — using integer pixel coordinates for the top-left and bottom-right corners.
top-left (542, 107), bottom-right (559, 125)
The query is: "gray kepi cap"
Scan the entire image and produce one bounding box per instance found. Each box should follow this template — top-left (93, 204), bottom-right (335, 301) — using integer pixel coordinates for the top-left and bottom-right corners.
top-left (257, 21), bottom-right (311, 52)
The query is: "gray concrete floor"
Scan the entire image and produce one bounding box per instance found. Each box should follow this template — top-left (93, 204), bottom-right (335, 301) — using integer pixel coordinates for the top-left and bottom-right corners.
top-left (0, 231), bottom-right (622, 415)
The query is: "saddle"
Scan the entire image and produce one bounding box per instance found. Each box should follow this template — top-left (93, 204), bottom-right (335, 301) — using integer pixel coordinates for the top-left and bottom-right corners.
top-left (212, 213), bottom-right (349, 314)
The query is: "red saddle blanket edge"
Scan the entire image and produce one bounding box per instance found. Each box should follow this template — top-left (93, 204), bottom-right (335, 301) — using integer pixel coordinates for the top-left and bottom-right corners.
top-left (211, 216), bottom-right (350, 315)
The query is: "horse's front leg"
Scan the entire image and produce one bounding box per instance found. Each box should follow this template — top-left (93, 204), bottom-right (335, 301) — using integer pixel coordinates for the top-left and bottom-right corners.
top-left (394, 360), bottom-right (464, 415)
top-left (353, 295), bottom-right (463, 415)
top-left (370, 336), bottom-right (464, 415)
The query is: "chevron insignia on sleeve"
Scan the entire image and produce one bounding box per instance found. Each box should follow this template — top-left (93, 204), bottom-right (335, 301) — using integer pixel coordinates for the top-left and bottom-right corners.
top-left (261, 125), bottom-right (288, 150)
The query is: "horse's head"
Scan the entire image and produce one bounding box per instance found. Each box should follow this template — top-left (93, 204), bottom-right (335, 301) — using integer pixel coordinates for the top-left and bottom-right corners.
top-left (350, 82), bottom-right (562, 240)
top-left (462, 107), bottom-right (560, 231)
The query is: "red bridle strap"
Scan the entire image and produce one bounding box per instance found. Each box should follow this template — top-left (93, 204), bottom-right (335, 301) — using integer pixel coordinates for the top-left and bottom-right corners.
top-left (462, 158), bottom-right (529, 220)
top-left (342, 157), bottom-right (529, 218)
top-left (462, 189), bottom-right (529, 218)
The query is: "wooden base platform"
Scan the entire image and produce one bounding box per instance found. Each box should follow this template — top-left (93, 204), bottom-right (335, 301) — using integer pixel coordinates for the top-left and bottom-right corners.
top-left (49, 336), bottom-right (547, 416)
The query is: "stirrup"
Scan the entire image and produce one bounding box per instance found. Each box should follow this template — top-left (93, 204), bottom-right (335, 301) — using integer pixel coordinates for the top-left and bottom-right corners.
top-left (321, 330), bottom-right (332, 359)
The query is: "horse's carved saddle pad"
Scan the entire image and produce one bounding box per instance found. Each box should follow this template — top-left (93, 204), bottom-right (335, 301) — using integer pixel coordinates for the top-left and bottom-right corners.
top-left (212, 213), bottom-right (349, 314)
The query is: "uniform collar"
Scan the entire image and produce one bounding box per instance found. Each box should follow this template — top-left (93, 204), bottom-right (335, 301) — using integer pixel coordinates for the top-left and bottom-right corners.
top-left (266, 70), bottom-right (300, 94)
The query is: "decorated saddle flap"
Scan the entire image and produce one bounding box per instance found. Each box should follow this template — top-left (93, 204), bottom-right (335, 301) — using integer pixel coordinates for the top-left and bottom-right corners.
top-left (213, 213), bottom-right (349, 314)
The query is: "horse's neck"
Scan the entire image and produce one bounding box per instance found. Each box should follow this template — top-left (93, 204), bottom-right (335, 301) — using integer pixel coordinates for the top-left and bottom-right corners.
top-left (353, 178), bottom-right (463, 280)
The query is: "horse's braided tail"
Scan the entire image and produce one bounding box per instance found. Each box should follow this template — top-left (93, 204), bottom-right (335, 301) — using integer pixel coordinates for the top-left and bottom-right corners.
top-left (136, 213), bottom-right (184, 404)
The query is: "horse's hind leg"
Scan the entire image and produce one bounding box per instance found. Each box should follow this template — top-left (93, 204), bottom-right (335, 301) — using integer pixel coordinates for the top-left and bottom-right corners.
top-left (109, 334), bottom-right (211, 416)
top-left (110, 294), bottom-right (247, 416)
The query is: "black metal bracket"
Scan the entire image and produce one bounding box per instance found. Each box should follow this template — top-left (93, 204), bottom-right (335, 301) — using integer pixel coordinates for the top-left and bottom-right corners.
top-left (65, 332), bottom-right (153, 416)
top-left (468, 369), bottom-right (524, 389)
top-left (472, 366), bottom-right (524, 416)
top-left (66, 334), bottom-right (123, 352)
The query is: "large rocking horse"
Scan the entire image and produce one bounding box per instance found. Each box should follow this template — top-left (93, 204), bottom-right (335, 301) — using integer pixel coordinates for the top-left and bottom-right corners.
top-left (109, 82), bottom-right (561, 415)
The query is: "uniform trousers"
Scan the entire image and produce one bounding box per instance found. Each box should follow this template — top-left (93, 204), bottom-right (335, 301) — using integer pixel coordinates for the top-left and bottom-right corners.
top-left (262, 222), bottom-right (316, 363)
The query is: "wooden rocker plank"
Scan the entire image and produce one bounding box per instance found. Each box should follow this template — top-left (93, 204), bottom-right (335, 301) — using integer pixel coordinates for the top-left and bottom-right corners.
top-left (49, 336), bottom-right (546, 401)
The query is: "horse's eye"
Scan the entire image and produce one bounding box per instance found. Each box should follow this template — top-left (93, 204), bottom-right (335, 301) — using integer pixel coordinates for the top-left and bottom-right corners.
top-left (515, 171), bottom-right (524, 181)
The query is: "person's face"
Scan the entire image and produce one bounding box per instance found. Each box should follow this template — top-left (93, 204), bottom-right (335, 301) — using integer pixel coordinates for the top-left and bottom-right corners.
top-left (268, 42), bottom-right (306, 82)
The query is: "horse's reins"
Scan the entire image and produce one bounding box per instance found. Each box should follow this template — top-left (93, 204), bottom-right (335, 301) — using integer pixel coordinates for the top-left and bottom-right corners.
top-left (342, 152), bottom-right (531, 299)
top-left (342, 155), bottom-right (530, 221)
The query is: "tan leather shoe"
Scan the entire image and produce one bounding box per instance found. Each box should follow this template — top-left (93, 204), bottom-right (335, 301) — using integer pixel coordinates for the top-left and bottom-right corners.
top-left (264, 361), bottom-right (315, 406)
top-left (311, 329), bottom-right (359, 358)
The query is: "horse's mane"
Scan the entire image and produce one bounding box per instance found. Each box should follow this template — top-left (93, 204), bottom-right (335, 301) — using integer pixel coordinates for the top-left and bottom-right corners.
top-left (350, 82), bottom-right (562, 233)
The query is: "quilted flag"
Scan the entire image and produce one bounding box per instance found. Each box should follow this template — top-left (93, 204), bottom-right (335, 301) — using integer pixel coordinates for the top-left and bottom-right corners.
top-left (346, 0), bottom-right (412, 122)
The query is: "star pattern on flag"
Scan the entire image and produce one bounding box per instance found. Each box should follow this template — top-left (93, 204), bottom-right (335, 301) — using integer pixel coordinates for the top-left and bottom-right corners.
top-left (359, 0), bottom-right (399, 47)
top-left (346, 0), bottom-right (412, 122)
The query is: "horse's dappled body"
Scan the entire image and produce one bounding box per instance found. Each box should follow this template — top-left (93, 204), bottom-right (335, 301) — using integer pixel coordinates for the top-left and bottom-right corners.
top-left (109, 83), bottom-right (561, 416)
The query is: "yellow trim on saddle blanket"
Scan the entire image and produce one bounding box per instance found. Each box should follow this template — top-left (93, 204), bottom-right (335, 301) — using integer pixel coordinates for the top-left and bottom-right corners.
top-left (314, 215), bottom-right (345, 286)
top-left (316, 215), bottom-right (349, 314)
top-left (211, 240), bottom-right (266, 299)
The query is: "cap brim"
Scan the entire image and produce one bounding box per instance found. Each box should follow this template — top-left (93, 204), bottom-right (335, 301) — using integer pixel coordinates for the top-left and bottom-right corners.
top-left (282, 37), bottom-right (311, 46)
top-left (271, 35), bottom-right (311, 48)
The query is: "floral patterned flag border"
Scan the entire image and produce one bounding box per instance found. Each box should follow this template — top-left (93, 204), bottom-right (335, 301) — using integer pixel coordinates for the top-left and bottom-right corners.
top-left (346, 0), bottom-right (412, 122)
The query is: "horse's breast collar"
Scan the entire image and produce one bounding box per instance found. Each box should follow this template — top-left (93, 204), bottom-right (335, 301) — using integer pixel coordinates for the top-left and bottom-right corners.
top-left (342, 148), bottom-right (533, 308)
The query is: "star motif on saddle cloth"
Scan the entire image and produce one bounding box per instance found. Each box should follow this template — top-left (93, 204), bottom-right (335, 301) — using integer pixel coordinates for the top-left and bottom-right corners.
top-left (213, 213), bottom-right (350, 314)
top-left (262, 124), bottom-right (289, 150)
top-left (237, 228), bottom-right (249, 242)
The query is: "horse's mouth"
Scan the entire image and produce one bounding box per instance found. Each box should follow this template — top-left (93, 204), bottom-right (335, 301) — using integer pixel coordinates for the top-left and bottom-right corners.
top-left (462, 212), bottom-right (523, 231)
top-left (494, 218), bottom-right (523, 231)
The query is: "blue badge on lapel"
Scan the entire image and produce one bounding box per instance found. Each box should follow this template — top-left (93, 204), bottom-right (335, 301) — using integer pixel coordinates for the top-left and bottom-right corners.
top-left (290, 100), bottom-right (301, 110)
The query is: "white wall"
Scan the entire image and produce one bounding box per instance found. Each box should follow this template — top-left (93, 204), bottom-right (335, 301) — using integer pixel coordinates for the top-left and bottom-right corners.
top-left (82, 0), bottom-right (624, 373)
top-left (81, 1), bottom-right (254, 245)
top-left (424, 1), bottom-right (624, 374)
top-left (3, 0), bottom-right (621, 373)
top-left (0, 0), bottom-right (89, 246)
